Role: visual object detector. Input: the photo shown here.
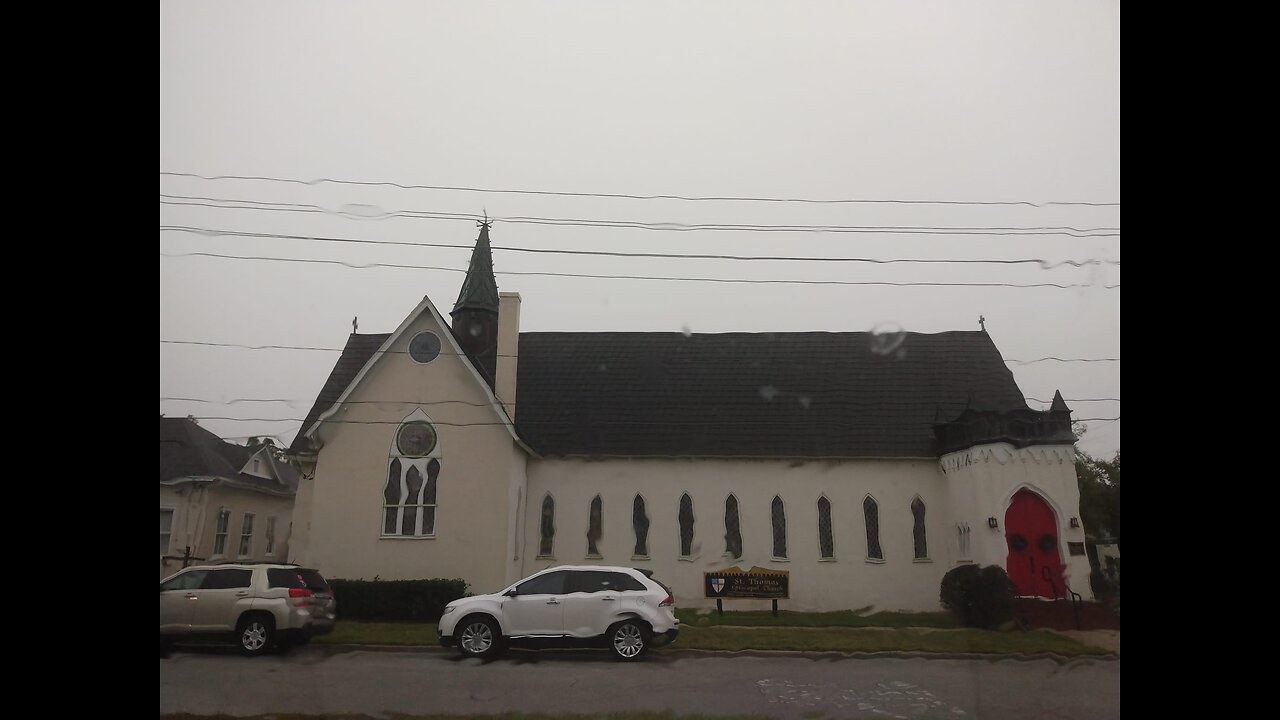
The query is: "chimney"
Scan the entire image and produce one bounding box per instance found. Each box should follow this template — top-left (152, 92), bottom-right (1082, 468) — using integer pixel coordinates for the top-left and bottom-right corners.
top-left (496, 292), bottom-right (521, 420)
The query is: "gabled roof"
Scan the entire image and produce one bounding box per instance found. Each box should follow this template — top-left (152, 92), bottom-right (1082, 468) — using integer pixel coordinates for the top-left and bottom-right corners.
top-left (161, 417), bottom-right (298, 494)
top-left (514, 331), bottom-right (1030, 458)
top-left (289, 333), bottom-right (391, 455)
top-left (293, 328), bottom-right (1033, 459)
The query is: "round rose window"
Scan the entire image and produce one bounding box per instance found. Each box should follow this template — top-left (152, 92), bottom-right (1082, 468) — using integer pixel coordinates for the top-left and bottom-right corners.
top-left (396, 421), bottom-right (437, 456)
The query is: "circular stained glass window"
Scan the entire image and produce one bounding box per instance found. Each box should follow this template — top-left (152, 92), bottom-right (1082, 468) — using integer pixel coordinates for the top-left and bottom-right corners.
top-left (408, 332), bottom-right (442, 364)
top-left (396, 421), bottom-right (437, 457)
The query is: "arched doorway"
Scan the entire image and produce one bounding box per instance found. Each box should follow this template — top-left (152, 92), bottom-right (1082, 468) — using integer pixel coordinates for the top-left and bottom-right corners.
top-left (1004, 488), bottom-right (1066, 598)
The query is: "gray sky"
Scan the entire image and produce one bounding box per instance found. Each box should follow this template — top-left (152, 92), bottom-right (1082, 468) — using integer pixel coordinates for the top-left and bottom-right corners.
top-left (160, 1), bottom-right (1120, 458)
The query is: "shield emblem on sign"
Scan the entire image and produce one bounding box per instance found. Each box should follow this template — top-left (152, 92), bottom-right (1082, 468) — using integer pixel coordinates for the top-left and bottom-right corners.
top-left (711, 577), bottom-right (725, 593)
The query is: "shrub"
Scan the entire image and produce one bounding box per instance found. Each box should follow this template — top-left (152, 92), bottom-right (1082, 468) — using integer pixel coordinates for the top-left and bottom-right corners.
top-left (328, 578), bottom-right (469, 622)
top-left (940, 564), bottom-right (1017, 629)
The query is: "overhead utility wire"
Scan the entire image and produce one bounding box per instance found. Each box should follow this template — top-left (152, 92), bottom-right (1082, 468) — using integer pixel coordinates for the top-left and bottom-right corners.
top-left (159, 251), bottom-right (1121, 290)
top-left (181, 415), bottom-right (1123, 427)
top-left (161, 225), bottom-right (1120, 269)
top-left (161, 395), bottom-right (1118, 406)
top-left (160, 171), bottom-right (1121, 208)
top-left (159, 197), bottom-right (1119, 237)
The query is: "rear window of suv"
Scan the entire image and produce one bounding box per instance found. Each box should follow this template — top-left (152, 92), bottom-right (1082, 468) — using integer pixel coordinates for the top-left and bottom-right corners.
top-left (267, 568), bottom-right (306, 589)
top-left (297, 569), bottom-right (331, 593)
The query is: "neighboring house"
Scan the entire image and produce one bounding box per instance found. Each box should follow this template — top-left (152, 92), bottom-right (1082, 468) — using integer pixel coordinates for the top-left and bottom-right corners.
top-left (160, 417), bottom-right (299, 579)
top-left (286, 225), bottom-right (1091, 612)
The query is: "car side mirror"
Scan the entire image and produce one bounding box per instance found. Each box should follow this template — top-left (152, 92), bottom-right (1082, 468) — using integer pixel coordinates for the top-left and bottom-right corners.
top-left (503, 589), bottom-right (518, 597)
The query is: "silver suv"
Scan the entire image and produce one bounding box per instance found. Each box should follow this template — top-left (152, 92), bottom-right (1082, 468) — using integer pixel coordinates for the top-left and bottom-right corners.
top-left (438, 565), bottom-right (679, 661)
top-left (159, 563), bottom-right (337, 656)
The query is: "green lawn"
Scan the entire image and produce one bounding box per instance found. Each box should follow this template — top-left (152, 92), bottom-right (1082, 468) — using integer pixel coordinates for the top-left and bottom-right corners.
top-left (674, 608), bottom-right (958, 629)
top-left (315, 620), bottom-right (1108, 656)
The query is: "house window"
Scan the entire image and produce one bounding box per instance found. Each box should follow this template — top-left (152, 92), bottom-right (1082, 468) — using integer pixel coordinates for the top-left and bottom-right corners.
top-left (679, 493), bottom-right (694, 557)
top-left (265, 516), bottom-right (277, 556)
top-left (771, 496), bottom-right (787, 559)
top-left (864, 497), bottom-right (883, 560)
top-left (213, 509), bottom-right (231, 556)
top-left (912, 497), bottom-right (928, 559)
top-left (587, 495), bottom-right (603, 557)
top-left (160, 509), bottom-right (174, 556)
top-left (239, 513), bottom-right (255, 557)
top-left (817, 496), bottom-right (834, 559)
top-left (956, 523), bottom-right (971, 561)
top-left (724, 495), bottom-right (742, 559)
top-left (383, 414), bottom-right (442, 538)
top-left (633, 495), bottom-right (650, 557)
top-left (539, 494), bottom-right (555, 558)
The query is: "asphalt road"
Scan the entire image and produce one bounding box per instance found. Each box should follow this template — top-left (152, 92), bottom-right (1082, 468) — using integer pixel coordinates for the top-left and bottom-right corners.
top-left (160, 646), bottom-right (1120, 720)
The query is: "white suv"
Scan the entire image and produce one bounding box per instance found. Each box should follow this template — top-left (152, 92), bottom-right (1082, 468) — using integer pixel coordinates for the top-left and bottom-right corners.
top-left (159, 563), bottom-right (337, 656)
top-left (438, 566), bottom-right (679, 661)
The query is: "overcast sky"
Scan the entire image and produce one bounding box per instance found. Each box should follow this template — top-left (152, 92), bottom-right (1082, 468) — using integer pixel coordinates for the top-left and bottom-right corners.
top-left (160, 1), bottom-right (1120, 458)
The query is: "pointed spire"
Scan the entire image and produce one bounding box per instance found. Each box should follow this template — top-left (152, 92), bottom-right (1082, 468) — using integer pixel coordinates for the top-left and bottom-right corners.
top-left (452, 222), bottom-right (500, 314)
top-left (1049, 389), bottom-right (1071, 413)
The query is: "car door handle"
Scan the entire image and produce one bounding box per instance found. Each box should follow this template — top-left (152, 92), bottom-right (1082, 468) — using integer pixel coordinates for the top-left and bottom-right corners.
top-left (601, 597), bottom-right (616, 602)
top-left (185, 594), bottom-right (197, 599)
top-left (546, 600), bottom-right (560, 605)
top-left (235, 591), bottom-right (249, 597)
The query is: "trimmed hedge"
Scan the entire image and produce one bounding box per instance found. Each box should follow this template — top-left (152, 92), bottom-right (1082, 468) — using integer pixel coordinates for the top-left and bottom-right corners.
top-left (939, 564), bottom-right (1017, 630)
top-left (329, 578), bottom-right (469, 622)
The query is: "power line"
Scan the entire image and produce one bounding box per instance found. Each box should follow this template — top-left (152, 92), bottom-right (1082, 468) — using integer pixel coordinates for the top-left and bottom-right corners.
top-left (180, 415), bottom-right (1122, 427)
top-left (160, 251), bottom-right (1121, 290)
top-left (160, 171), bottom-right (1122, 208)
top-left (161, 340), bottom-right (1121, 364)
top-left (159, 197), bottom-right (1120, 237)
top-left (1006, 357), bottom-right (1121, 365)
top-left (161, 225), bottom-right (1121, 269)
top-left (163, 395), bottom-right (1117, 406)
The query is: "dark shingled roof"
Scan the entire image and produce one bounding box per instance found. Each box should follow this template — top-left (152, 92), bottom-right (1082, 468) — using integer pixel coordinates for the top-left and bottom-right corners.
top-left (290, 333), bottom-right (392, 455)
top-left (290, 329), bottom-right (1031, 459)
top-left (162, 417), bottom-right (298, 493)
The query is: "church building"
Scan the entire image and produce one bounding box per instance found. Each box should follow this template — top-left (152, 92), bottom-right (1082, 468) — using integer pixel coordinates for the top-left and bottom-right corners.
top-left (287, 225), bottom-right (1090, 612)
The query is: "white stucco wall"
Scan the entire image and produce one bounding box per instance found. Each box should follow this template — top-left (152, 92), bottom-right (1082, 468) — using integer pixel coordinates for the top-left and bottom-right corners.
top-left (939, 443), bottom-right (1092, 600)
top-left (295, 306), bottom-right (522, 594)
top-left (517, 457), bottom-right (954, 612)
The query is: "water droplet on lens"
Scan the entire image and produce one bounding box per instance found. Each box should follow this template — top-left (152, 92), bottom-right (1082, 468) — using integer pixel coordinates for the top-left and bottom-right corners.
top-left (870, 322), bottom-right (907, 356)
top-left (759, 385), bottom-right (778, 401)
top-left (680, 325), bottom-right (692, 338)
top-left (469, 322), bottom-right (483, 337)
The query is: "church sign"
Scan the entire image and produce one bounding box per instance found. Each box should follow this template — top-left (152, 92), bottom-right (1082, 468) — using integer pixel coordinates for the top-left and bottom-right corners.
top-left (704, 566), bottom-right (790, 599)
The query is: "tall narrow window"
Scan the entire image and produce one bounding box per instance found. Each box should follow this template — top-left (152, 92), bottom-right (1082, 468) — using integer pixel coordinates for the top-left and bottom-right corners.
top-left (724, 495), bottom-right (742, 559)
top-left (383, 413), bottom-right (442, 537)
top-left (633, 495), bottom-right (650, 557)
top-left (587, 495), bottom-right (603, 556)
top-left (213, 509), bottom-right (231, 556)
top-left (956, 523), bottom-right (971, 561)
top-left (265, 516), bottom-right (277, 555)
top-left (383, 459), bottom-right (402, 534)
top-left (864, 497), bottom-right (883, 560)
top-left (160, 509), bottom-right (174, 556)
top-left (679, 494), bottom-right (694, 557)
top-left (539, 494), bottom-right (555, 557)
top-left (771, 496), bottom-right (787, 559)
top-left (912, 497), bottom-right (928, 559)
top-left (239, 512), bottom-right (255, 557)
top-left (817, 496), bottom-right (834, 559)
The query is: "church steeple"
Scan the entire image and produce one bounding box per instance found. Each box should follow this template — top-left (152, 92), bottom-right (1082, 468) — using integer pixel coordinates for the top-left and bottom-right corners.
top-left (453, 222), bottom-right (500, 314)
top-left (450, 222), bottom-right (501, 387)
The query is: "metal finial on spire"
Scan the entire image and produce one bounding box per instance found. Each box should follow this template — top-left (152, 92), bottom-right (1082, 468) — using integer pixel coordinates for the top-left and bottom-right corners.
top-left (979, 315), bottom-right (986, 332)
top-left (352, 316), bottom-right (358, 333)
top-left (478, 208), bottom-right (491, 230)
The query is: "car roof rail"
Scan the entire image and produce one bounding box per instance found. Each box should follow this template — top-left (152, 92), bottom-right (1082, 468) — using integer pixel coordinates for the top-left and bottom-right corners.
top-left (634, 568), bottom-right (655, 578)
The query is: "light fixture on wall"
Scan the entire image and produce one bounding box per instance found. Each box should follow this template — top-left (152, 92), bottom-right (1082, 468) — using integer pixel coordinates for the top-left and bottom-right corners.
top-left (987, 517), bottom-right (999, 529)
top-left (1070, 517), bottom-right (1080, 528)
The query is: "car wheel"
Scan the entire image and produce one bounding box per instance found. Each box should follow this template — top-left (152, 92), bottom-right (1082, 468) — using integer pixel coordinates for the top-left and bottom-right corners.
top-left (608, 619), bottom-right (649, 661)
top-left (237, 615), bottom-right (275, 657)
top-left (457, 615), bottom-right (500, 659)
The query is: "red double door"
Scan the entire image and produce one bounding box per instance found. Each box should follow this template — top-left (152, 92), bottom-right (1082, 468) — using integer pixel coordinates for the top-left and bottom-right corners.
top-left (1004, 489), bottom-right (1066, 598)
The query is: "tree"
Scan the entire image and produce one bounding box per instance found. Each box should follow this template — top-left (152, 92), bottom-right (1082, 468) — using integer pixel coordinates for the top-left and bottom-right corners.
top-left (1075, 449), bottom-right (1120, 542)
top-left (245, 436), bottom-right (286, 461)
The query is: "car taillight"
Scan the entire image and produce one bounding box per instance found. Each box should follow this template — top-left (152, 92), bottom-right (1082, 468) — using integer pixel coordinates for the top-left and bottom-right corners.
top-left (659, 593), bottom-right (674, 607)
top-left (289, 587), bottom-right (314, 606)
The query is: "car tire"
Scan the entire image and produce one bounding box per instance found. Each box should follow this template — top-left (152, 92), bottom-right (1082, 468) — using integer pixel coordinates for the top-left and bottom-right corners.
top-left (237, 614), bottom-right (275, 657)
top-left (457, 615), bottom-right (500, 659)
top-left (607, 619), bottom-right (649, 661)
